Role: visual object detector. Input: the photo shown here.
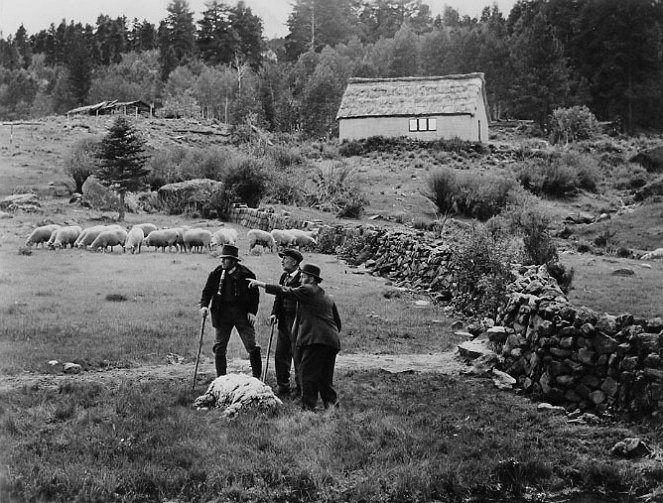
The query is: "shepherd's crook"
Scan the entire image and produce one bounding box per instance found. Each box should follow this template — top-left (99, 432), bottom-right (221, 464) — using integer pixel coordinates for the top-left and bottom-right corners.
top-left (192, 311), bottom-right (207, 389)
top-left (262, 318), bottom-right (276, 382)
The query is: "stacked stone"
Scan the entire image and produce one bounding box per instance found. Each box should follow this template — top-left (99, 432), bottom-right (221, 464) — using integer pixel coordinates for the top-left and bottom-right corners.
top-left (228, 205), bottom-right (311, 232)
top-left (494, 264), bottom-right (663, 415)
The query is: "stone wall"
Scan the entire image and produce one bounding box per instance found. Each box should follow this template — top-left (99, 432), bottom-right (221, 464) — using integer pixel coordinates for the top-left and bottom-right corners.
top-left (228, 206), bottom-right (663, 415)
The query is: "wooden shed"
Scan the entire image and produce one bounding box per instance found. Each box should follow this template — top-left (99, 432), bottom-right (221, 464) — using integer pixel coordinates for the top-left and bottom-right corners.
top-left (336, 73), bottom-right (490, 143)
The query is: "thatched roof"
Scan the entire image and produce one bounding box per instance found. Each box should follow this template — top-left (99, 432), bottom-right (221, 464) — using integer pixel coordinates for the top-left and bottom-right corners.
top-left (336, 73), bottom-right (488, 120)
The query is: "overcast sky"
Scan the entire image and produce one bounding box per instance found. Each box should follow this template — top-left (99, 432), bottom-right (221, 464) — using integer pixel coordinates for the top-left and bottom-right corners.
top-left (0, 0), bottom-right (517, 39)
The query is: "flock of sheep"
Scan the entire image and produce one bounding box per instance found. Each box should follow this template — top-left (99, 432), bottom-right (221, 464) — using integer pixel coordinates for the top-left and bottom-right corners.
top-left (24, 223), bottom-right (318, 254)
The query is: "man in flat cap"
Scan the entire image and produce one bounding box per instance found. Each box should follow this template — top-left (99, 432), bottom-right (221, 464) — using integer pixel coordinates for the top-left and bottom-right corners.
top-left (200, 244), bottom-right (261, 378)
top-left (270, 248), bottom-right (304, 398)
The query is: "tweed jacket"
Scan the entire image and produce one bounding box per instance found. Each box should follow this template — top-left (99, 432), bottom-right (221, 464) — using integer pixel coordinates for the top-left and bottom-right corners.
top-left (200, 264), bottom-right (259, 327)
top-left (270, 269), bottom-right (302, 329)
top-left (265, 283), bottom-right (341, 351)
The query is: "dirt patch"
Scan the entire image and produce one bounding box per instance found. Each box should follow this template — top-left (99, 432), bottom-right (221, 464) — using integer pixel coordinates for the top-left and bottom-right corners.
top-left (0, 351), bottom-right (470, 393)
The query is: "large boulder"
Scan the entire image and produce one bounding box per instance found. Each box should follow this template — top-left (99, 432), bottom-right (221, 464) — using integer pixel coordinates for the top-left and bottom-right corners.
top-left (157, 178), bottom-right (224, 216)
top-left (0, 193), bottom-right (41, 213)
top-left (634, 175), bottom-right (663, 202)
top-left (82, 176), bottom-right (119, 210)
top-left (631, 145), bottom-right (663, 173)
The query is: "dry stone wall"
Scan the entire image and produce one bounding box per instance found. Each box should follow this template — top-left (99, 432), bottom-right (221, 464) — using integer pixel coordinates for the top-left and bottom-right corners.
top-left (229, 206), bottom-right (663, 415)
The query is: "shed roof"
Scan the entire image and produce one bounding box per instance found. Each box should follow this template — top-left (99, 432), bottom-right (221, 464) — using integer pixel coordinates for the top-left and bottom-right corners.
top-left (336, 73), bottom-right (488, 120)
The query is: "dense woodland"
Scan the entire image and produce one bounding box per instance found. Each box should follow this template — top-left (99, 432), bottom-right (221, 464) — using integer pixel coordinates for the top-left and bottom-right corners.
top-left (0, 0), bottom-right (661, 136)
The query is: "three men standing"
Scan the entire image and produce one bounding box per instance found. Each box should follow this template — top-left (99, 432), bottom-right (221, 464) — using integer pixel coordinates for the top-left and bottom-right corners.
top-left (270, 249), bottom-right (304, 398)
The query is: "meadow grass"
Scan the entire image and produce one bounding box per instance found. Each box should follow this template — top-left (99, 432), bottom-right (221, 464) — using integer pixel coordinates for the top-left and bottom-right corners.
top-left (1, 370), bottom-right (659, 502)
top-left (0, 225), bottom-right (460, 374)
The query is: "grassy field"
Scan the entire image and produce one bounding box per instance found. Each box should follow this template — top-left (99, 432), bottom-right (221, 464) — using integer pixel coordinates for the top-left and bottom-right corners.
top-left (3, 120), bottom-right (663, 501)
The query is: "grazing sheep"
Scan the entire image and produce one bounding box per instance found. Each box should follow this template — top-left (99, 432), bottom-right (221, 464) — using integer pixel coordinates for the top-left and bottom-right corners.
top-left (48, 226), bottom-right (83, 249)
top-left (88, 228), bottom-right (127, 252)
top-left (144, 228), bottom-right (180, 252)
top-left (125, 226), bottom-right (145, 254)
top-left (286, 229), bottom-right (317, 249)
top-left (270, 229), bottom-right (296, 248)
top-left (183, 228), bottom-right (212, 253)
top-left (247, 229), bottom-right (275, 253)
top-left (75, 224), bottom-right (125, 248)
top-left (211, 228), bottom-right (238, 248)
top-left (134, 223), bottom-right (157, 237)
top-left (25, 224), bottom-right (61, 247)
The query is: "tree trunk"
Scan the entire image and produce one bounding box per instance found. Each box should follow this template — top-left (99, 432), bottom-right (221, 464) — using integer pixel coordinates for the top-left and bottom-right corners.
top-left (118, 192), bottom-right (126, 221)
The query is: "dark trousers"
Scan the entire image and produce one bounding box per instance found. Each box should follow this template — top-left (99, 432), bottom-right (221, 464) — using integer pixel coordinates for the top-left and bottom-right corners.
top-left (299, 344), bottom-right (337, 410)
top-left (212, 305), bottom-right (260, 377)
top-left (275, 313), bottom-right (298, 393)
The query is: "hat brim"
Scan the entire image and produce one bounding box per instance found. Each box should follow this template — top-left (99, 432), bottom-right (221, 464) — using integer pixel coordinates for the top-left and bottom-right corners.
top-left (219, 254), bottom-right (241, 261)
top-left (301, 271), bottom-right (322, 281)
top-left (278, 251), bottom-right (303, 262)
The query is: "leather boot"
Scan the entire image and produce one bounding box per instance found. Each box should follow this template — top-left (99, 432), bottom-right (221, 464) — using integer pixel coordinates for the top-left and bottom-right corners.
top-left (249, 348), bottom-right (262, 379)
top-left (215, 353), bottom-right (227, 377)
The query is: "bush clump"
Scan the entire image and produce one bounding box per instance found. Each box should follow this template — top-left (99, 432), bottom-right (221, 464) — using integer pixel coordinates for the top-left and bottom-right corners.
top-left (424, 168), bottom-right (521, 221)
top-left (550, 106), bottom-right (601, 144)
top-left (450, 225), bottom-right (518, 317)
top-left (65, 137), bottom-right (101, 193)
top-left (305, 163), bottom-right (368, 218)
top-left (513, 150), bottom-right (600, 198)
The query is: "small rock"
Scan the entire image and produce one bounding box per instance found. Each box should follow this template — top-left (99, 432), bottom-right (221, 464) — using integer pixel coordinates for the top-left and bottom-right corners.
top-left (537, 403), bottom-right (567, 413)
top-left (611, 268), bottom-right (635, 276)
top-left (491, 369), bottom-right (516, 390)
top-left (450, 320), bottom-right (464, 330)
top-left (414, 300), bottom-right (430, 307)
top-left (610, 438), bottom-right (651, 458)
top-left (47, 360), bottom-right (59, 366)
top-left (63, 363), bottom-right (82, 374)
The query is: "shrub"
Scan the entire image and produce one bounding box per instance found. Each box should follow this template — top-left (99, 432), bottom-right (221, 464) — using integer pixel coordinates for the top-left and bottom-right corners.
top-left (514, 158), bottom-right (578, 197)
top-left (450, 225), bottom-right (517, 317)
top-left (550, 106), bottom-right (600, 144)
top-left (145, 146), bottom-right (229, 189)
top-left (65, 137), bottom-right (101, 193)
top-left (612, 162), bottom-right (649, 190)
top-left (268, 145), bottom-right (305, 169)
top-left (305, 163), bottom-right (368, 219)
top-left (425, 168), bottom-right (521, 221)
top-left (559, 151), bottom-right (601, 192)
top-left (221, 157), bottom-right (270, 212)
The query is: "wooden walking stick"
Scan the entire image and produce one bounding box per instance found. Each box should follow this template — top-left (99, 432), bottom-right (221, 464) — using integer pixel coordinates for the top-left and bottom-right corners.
top-left (262, 317), bottom-right (276, 382)
top-left (192, 310), bottom-right (207, 390)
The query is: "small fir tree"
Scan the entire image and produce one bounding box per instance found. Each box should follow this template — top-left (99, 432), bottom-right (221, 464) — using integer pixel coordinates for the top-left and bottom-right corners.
top-left (96, 116), bottom-right (149, 221)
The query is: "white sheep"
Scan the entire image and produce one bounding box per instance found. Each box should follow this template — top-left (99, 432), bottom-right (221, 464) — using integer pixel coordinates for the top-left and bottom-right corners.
top-left (641, 248), bottom-right (663, 260)
top-left (88, 228), bottom-right (127, 252)
top-left (48, 225), bottom-right (83, 249)
top-left (247, 229), bottom-right (275, 253)
top-left (211, 228), bottom-right (238, 248)
top-left (286, 229), bottom-right (317, 249)
top-left (144, 228), bottom-right (180, 252)
top-left (125, 226), bottom-right (145, 254)
top-left (74, 225), bottom-right (106, 247)
top-left (25, 224), bottom-right (61, 247)
top-left (270, 229), bottom-right (296, 248)
top-left (183, 228), bottom-right (212, 253)
top-left (134, 223), bottom-right (157, 237)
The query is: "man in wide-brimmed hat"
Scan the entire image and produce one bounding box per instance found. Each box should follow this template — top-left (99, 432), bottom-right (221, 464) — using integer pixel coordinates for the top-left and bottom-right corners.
top-left (270, 248), bottom-right (304, 398)
top-left (200, 244), bottom-right (261, 378)
top-left (249, 263), bottom-right (341, 411)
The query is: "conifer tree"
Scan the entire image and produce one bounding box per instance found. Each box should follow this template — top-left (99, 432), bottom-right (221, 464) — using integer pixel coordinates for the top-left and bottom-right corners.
top-left (96, 116), bottom-right (149, 221)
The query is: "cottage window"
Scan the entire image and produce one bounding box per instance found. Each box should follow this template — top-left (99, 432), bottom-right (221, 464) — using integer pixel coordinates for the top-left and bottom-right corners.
top-left (409, 118), bottom-right (437, 132)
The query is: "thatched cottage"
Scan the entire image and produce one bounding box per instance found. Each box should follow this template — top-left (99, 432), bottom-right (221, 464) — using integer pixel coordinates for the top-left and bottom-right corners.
top-left (336, 73), bottom-right (489, 143)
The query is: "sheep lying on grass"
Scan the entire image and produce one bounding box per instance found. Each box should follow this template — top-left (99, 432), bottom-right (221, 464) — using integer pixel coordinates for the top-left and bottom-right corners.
top-left (25, 224), bottom-right (60, 247)
top-left (193, 374), bottom-right (282, 418)
top-left (247, 229), bottom-right (275, 253)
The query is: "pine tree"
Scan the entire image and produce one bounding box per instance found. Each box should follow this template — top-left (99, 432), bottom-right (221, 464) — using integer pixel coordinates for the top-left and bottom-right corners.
top-left (96, 117), bottom-right (149, 221)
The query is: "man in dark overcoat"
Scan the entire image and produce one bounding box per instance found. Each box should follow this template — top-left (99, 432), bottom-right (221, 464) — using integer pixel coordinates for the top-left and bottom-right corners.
top-left (200, 244), bottom-right (261, 378)
top-left (270, 248), bottom-right (304, 398)
top-left (249, 263), bottom-right (341, 411)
